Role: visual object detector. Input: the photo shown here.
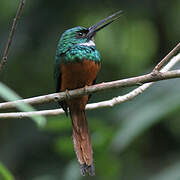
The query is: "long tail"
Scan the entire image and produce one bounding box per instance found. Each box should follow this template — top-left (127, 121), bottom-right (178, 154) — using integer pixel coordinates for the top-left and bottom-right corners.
top-left (70, 108), bottom-right (94, 176)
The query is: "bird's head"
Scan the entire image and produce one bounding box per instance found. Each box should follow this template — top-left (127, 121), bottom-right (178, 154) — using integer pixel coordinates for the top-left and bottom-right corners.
top-left (58, 10), bottom-right (123, 54)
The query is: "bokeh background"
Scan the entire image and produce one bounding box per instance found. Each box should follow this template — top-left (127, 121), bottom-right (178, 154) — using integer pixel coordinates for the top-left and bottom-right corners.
top-left (0, 0), bottom-right (180, 179)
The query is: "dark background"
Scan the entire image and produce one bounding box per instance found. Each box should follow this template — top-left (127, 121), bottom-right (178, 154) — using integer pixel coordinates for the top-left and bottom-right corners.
top-left (0, 0), bottom-right (180, 179)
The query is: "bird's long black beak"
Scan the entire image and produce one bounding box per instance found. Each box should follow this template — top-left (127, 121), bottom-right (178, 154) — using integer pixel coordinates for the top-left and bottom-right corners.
top-left (86, 10), bottom-right (123, 39)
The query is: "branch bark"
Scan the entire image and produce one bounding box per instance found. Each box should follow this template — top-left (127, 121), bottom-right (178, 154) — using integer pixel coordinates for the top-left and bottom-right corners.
top-left (0, 0), bottom-right (25, 72)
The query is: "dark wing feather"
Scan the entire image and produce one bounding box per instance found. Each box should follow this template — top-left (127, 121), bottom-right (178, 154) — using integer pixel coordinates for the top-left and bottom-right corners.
top-left (88, 78), bottom-right (97, 101)
top-left (54, 59), bottom-right (68, 117)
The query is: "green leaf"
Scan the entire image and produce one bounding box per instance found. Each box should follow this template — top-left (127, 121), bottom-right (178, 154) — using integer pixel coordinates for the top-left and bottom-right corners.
top-left (0, 162), bottom-right (14, 180)
top-left (0, 82), bottom-right (46, 128)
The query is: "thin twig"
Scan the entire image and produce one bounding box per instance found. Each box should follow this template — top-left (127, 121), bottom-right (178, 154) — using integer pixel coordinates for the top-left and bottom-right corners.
top-left (153, 43), bottom-right (180, 71)
top-left (0, 0), bottom-right (25, 72)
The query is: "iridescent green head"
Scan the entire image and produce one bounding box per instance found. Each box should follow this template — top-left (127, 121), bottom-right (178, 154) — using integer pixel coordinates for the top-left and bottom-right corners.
top-left (57, 26), bottom-right (93, 54)
top-left (56, 10), bottom-right (123, 63)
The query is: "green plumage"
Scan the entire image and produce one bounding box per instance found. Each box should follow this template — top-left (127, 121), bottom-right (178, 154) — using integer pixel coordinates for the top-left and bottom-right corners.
top-left (54, 26), bottom-right (101, 80)
top-left (56, 27), bottom-right (87, 54)
top-left (63, 45), bottom-right (100, 62)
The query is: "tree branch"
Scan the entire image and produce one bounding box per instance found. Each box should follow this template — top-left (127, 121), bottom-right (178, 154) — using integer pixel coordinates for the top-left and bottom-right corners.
top-left (154, 43), bottom-right (180, 71)
top-left (0, 0), bottom-right (25, 72)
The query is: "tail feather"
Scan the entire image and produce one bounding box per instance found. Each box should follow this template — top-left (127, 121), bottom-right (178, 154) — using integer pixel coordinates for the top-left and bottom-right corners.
top-left (70, 109), bottom-right (94, 176)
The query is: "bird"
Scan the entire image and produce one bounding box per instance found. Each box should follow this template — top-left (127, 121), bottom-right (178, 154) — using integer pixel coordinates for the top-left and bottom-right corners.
top-left (54, 10), bottom-right (123, 176)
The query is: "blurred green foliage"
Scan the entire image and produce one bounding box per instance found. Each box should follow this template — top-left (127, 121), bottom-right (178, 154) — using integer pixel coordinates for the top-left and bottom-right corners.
top-left (0, 82), bottom-right (46, 127)
top-left (0, 0), bottom-right (180, 180)
top-left (0, 163), bottom-right (14, 180)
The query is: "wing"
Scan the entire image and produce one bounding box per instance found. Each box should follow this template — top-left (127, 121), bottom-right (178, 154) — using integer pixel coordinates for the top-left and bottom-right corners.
top-left (54, 56), bottom-right (68, 116)
top-left (88, 78), bottom-right (97, 101)
top-left (88, 62), bottom-right (101, 101)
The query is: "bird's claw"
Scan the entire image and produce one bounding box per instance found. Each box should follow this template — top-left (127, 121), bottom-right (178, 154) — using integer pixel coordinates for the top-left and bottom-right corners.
top-left (65, 89), bottom-right (71, 99)
top-left (84, 85), bottom-right (88, 92)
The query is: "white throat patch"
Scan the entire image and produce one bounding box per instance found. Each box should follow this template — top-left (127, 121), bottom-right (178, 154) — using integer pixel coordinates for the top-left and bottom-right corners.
top-left (79, 40), bottom-right (95, 47)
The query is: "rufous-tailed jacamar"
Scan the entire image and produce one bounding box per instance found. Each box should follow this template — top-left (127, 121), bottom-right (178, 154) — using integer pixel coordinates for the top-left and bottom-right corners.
top-left (54, 11), bottom-right (122, 176)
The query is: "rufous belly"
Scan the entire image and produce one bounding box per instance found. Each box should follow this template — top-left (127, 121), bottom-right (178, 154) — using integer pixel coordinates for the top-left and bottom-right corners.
top-left (60, 59), bottom-right (100, 110)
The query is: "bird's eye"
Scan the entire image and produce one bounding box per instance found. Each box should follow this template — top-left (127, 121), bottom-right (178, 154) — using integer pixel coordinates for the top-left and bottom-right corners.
top-left (78, 32), bottom-right (83, 36)
top-left (77, 32), bottom-right (86, 38)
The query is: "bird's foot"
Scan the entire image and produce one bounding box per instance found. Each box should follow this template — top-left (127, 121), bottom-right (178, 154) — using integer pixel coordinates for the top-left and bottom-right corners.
top-left (84, 85), bottom-right (88, 92)
top-left (65, 89), bottom-right (71, 99)
top-left (80, 163), bottom-right (95, 176)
